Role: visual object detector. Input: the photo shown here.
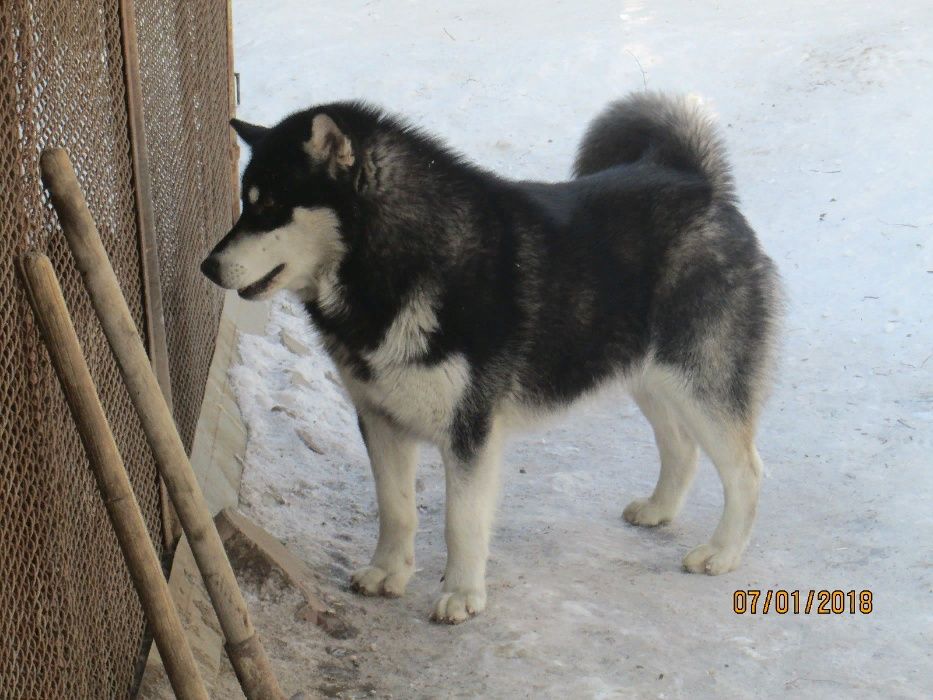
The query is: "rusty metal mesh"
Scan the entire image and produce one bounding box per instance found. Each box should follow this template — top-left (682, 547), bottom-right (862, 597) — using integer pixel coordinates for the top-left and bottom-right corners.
top-left (0, 1), bottom-right (231, 697)
top-left (135, 0), bottom-right (231, 452)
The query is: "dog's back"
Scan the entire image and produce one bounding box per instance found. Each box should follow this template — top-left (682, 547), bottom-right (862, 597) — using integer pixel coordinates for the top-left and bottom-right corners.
top-left (504, 95), bottom-right (778, 425)
top-left (574, 93), bottom-right (780, 421)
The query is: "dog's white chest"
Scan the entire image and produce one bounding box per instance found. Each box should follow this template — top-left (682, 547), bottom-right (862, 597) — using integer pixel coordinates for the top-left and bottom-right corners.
top-left (340, 355), bottom-right (470, 441)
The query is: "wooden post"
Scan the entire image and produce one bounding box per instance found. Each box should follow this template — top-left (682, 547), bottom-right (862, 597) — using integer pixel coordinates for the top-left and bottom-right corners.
top-left (39, 147), bottom-right (285, 700)
top-left (226, 0), bottom-right (241, 225)
top-left (18, 253), bottom-right (209, 700)
top-left (117, 0), bottom-right (172, 410)
top-left (117, 0), bottom-right (181, 550)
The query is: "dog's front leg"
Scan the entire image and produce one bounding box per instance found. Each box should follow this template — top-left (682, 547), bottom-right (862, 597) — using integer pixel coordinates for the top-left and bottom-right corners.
top-left (350, 410), bottom-right (419, 597)
top-left (432, 423), bottom-right (503, 624)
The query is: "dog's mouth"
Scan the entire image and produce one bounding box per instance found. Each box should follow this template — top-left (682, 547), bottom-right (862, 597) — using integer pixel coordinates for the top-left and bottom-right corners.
top-left (238, 264), bottom-right (286, 300)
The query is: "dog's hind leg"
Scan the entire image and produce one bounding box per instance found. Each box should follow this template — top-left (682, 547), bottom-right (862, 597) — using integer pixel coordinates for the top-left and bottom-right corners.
top-left (432, 421), bottom-right (503, 624)
top-left (675, 402), bottom-right (763, 576)
top-left (624, 387), bottom-right (699, 526)
top-left (351, 410), bottom-right (419, 597)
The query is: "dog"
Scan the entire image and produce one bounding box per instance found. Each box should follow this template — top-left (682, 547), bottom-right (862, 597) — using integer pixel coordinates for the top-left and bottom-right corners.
top-left (201, 93), bottom-right (780, 624)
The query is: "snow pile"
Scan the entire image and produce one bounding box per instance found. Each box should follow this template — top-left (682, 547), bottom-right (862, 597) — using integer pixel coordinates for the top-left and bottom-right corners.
top-left (228, 298), bottom-right (371, 567)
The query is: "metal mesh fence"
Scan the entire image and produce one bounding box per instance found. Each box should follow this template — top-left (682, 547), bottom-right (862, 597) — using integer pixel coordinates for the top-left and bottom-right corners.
top-left (0, 1), bottom-right (231, 697)
top-left (135, 0), bottom-right (232, 452)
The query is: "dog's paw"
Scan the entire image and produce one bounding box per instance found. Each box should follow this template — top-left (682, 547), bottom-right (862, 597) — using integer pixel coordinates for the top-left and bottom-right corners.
top-left (682, 543), bottom-right (741, 575)
top-left (430, 589), bottom-right (486, 624)
top-left (622, 497), bottom-right (673, 527)
top-left (350, 565), bottom-right (411, 598)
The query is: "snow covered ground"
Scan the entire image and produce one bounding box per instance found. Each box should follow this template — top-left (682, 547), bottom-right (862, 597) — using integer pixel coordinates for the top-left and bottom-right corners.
top-left (226, 1), bottom-right (932, 697)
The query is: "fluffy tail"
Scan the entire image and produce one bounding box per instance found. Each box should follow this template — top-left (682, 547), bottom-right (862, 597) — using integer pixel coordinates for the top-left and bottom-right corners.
top-left (573, 92), bottom-right (735, 203)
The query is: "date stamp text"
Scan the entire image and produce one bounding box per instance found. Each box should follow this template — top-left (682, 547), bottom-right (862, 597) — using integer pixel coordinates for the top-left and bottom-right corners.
top-left (733, 589), bottom-right (873, 615)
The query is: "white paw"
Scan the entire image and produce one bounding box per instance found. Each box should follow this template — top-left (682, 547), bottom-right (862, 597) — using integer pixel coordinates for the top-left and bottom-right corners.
top-left (350, 565), bottom-right (412, 598)
top-left (622, 497), bottom-right (674, 527)
top-left (682, 543), bottom-right (742, 575)
top-left (430, 588), bottom-right (486, 624)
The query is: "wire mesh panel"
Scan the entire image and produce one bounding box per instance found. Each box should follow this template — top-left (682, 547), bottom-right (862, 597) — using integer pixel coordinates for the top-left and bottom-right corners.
top-left (134, 0), bottom-right (231, 451)
top-left (0, 0), bottom-right (230, 697)
top-left (0, 1), bottom-right (162, 697)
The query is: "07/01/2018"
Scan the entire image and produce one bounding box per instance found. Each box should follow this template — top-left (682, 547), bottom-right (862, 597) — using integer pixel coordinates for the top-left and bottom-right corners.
top-left (733, 589), bottom-right (873, 615)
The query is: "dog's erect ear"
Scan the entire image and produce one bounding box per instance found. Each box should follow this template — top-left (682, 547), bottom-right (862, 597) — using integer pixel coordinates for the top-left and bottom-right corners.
top-left (230, 118), bottom-right (269, 147)
top-left (304, 113), bottom-right (355, 175)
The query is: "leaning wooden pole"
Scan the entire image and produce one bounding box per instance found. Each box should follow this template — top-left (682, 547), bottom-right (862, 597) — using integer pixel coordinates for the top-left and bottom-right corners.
top-left (39, 147), bottom-right (285, 700)
top-left (19, 253), bottom-right (209, 700)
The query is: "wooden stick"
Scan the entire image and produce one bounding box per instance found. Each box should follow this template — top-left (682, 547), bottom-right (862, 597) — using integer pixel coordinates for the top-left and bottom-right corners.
top-left (18, 252), bottom-right (209, 700)
top-left (39, 147), bottom-right (285, 700)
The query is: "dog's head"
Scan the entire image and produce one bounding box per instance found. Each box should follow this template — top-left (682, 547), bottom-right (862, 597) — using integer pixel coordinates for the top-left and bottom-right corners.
top-left (200, 110), bottom-right (356, 301)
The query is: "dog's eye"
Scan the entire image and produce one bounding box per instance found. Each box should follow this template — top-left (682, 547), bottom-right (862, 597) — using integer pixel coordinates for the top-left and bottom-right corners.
top-left (253, 197), bottom-right (276, 213)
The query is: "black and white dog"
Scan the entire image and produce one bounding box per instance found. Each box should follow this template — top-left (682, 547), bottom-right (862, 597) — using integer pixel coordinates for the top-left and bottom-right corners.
top-left (201, 93), bottom-right (780, 623)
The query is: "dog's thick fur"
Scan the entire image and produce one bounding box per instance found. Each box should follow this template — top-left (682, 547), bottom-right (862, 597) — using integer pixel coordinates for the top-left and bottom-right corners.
top-left (202, 93), bottom-right (780, 624)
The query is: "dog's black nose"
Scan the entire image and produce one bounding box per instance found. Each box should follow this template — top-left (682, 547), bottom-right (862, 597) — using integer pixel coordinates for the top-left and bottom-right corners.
top-left (200, 256), bottom-right (222, 284)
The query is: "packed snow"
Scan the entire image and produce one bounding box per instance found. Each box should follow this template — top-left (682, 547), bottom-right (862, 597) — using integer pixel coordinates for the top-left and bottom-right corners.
top-left (224, 1), bottom-right (932, 697)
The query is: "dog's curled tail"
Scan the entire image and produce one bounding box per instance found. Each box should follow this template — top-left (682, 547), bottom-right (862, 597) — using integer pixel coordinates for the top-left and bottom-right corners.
top-left (573, 92), bottom-right (735, 203)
